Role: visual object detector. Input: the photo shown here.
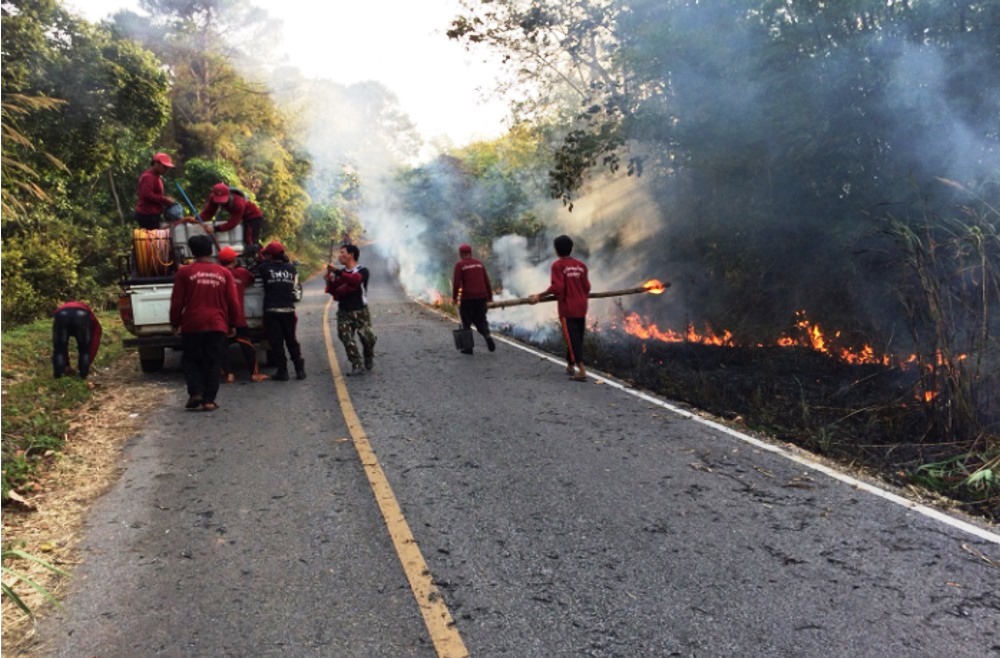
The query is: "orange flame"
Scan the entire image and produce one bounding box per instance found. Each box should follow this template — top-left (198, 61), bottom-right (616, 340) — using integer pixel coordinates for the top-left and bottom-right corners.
top-left (426, 288), bottom-right (443, 305)
top-left (622, 313), bottom-right (735, 346)
top-left (620, 309), bottom-right (900, 366)
top-left (642, 279), bottom-right (667, 294)
top-left (922, 390), bottom-right (939, 403)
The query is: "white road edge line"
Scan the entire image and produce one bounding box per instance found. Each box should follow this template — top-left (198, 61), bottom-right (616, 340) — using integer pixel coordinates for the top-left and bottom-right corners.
top-left (497, 335), bottom-right (1000, 546)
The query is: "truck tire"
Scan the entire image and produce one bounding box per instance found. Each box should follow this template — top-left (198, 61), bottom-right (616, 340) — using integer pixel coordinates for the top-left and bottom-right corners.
top-left (138, 346), bottom-right (165, 373)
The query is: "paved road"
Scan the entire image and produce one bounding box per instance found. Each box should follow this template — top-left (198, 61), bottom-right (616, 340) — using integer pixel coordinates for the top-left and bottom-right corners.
top-left (36, 257), bottom-right (1000, 657)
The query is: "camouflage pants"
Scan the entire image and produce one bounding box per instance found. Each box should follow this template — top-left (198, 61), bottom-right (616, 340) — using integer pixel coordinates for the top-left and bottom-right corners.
top-left (337, 307), bottom-right (377, 368)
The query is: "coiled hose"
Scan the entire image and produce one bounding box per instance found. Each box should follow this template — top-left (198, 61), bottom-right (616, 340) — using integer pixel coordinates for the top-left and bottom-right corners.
top-left (133, 228), bottom-right (174, 277)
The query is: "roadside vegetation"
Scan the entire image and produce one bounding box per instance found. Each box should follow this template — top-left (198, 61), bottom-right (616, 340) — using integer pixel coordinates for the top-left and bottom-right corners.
top-left (2, 0), bottom-right (997, 635)
top-left (1, 313), bottom-right (131, 499)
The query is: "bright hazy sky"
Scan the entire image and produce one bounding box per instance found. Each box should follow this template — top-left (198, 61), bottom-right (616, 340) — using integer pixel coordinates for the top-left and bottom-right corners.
top-left (69, 0), bottom-right (510, 147)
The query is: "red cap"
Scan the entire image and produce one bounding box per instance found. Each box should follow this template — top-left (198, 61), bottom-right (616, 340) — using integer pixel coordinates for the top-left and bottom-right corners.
top-left (262, 241), bottom-right (285, 256)
top-left (152, 152), bottom-right (175, 168)
top-left (210, 182), bottom-right (230, 203)
top-left (218, 246), bottom-right (237, 264)
top-left (459, 243), bottom-right (472, 254)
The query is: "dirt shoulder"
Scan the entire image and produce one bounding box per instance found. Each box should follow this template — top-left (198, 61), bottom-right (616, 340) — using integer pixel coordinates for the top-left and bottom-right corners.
top-left (1, 354), bottom-right (167, 653)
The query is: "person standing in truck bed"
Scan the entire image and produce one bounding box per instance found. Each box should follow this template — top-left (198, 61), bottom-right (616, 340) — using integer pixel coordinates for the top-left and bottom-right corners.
top-left (169, 235), bottom-right (240, 411)
top-left (200, 182), bottom-right (264, 250)
top-left (134, 152), bottom-right (177, 229)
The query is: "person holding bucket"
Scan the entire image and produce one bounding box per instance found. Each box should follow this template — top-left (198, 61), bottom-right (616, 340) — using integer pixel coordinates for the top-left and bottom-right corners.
top-left (134, 152), bottom-right (178, 229)
top-left (451, 243), bottom-right (496, 355)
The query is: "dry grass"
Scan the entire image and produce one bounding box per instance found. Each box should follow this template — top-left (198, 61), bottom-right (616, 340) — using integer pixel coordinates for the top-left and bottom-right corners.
top-left (1, 355), bottom-right (169, 654)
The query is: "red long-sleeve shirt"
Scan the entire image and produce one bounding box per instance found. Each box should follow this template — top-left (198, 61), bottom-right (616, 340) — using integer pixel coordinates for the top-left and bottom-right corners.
top-left (325, 267), bottom-right (369, 311)
top-left (169, 261), bottom-right (240, 333)
top-left (452, 257), bottom-right (493, 303)
top-left (54, 301), bottom-right (103, 361)
top-left (545, 256), bottom-right (590, 318)
top-left (200, 194), bottom-right (263, 233)
top-left (229, 266), bottom-right (255, 328)
top-left (135, 168), bottom-right (170, 214)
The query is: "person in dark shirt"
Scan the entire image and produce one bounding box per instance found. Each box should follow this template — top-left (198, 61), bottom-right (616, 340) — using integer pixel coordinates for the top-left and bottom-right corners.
top-left (169, 234), bottom-right (240, 411)
top-left (200, 183), bottom-right (265, 249)
top-left (451, 243), bottom-right (495, 354)
top-left (324, 243), bottom-right (377, 376)
top-left (134, 152), bottom-right (177, 229)
top-left (258, 241), bottom-right (304, 381)
top-left (52, 301), bottom-right (102, 379)
top-left (529, 235), bottom-right (591, 381)
top-left (218, 246), bottom-right (269, 383)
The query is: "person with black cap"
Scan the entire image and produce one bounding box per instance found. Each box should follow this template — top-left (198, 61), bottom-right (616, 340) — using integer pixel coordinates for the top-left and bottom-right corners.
top-left (529, 235), bottom-right (591, 381)
top-left (52, 301), bottom-right (102, 379)
top-left (451, 243), bottom-right (495, 355)
top-left (324, 243), bottom-right (377, 376)
top-left (217, 246), bottom-right (269, 383)
top-left (200, 182), bottom-right (265, 249)
top-left (259, 240), bottom-right (305, 381)
top-left (134, 152), bottom-right (177, 229)
top-left (169, 234), bottom-right (241, 411)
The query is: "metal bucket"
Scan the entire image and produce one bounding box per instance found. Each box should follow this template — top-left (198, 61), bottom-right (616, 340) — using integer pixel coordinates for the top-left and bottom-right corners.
top-left (452, 327), bottom-right (474, 351)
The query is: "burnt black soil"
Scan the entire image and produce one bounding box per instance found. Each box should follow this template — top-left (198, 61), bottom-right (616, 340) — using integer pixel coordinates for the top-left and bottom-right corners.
top-left (504, 327), bottom-right (998, 522)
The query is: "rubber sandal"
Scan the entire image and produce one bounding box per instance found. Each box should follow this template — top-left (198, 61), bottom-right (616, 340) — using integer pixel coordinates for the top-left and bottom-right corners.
top-left (201, 402), bottom-right (219, 412)
top-left (571, 374), bottom-right (588, 382)
top-left (185, 396), bottom-right (203, 410)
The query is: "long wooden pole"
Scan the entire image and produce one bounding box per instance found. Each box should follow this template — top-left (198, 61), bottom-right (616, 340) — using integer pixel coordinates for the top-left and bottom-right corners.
top-left (487, 282), bottom-right (670, 310)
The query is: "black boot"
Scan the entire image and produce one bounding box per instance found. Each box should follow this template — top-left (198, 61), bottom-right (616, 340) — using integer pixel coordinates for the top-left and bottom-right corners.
top-left (294, 358), bottom-right (306, 380)
top-left (273, 368), bottom-right (290, 382)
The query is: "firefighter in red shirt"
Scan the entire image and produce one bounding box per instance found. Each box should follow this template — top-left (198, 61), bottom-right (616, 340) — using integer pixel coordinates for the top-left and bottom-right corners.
top-left (52, 301), bottom-right (102, 379)
top-left (200, 182), bottom-right (264, 249)
top-left (451, 243), bottom-right (496, 354)
top-left (529, 235), bottom-right (591, 381)
top-left (217, 247), bottom-right (269, 383)
top-left (134, 152), bottom-right (177, 229)
top-left (169, 235), bottom-right (241, 411)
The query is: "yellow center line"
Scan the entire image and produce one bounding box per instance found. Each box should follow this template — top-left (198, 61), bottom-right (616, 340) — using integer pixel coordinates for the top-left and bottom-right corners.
top-left (323, 298), bottom-right (469, 658)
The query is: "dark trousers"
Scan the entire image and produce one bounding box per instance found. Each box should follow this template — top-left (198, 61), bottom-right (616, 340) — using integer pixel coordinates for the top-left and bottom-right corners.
top-left (134, 212), bottom-right (162, 229)
top-left (459, 299), bottom-right (491, 337)
top-left (181, 331), bottom-right (227, 403)
top-left (222, 326), bottom-right (261, 377)
top-left (53, 308), bottom-right (94, 378)
top-left (264, 311), bottom-right (302, 373)
top-left (561, 316), bottom-right (586, 366)
top-left (244, 216), bottom-right (263, 247)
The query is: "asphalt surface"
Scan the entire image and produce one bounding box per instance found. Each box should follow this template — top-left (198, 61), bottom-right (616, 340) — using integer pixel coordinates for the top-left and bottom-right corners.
top-left (35, 256), bottom-right (1000, 657)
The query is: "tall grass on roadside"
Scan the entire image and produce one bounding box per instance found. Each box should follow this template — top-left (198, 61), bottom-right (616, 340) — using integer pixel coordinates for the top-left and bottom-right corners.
top-left (879, 178), bottom-right (999, 503)
top-left (1, 548), bottom-right (67, 620)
